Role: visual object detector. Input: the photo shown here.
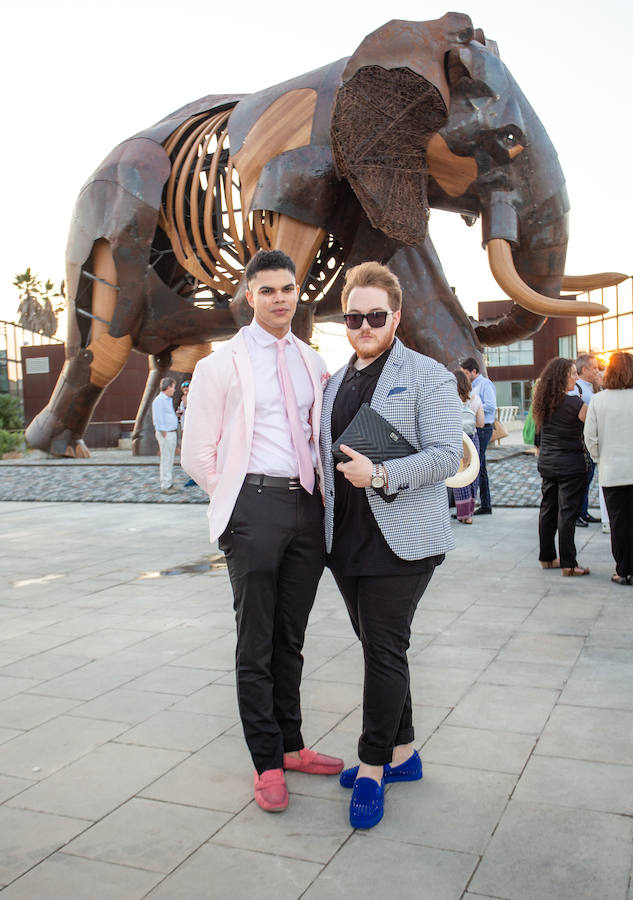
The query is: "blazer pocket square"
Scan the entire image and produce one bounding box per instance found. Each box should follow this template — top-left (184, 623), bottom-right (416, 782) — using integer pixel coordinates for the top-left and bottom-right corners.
top-left (387, 386), bottom-right (407, 397)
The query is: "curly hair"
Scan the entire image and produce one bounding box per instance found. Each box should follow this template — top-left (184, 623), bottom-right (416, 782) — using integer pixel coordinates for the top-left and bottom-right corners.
top-left (452, 369), bottom-right (471, 402)
top-left (603, 351), bottom-right (633, 389)
top-left (532, 357), bottom-right (573, 429)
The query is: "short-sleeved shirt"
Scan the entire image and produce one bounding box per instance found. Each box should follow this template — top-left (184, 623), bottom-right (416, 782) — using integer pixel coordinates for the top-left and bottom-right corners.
top-left (328, 345), bottom-right (443, 576)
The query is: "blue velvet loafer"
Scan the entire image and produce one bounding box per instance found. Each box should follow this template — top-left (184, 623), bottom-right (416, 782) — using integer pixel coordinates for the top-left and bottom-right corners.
top-left (339, 750), bottom-right (423, 789)
top-left (350, 776), bottom-right (385, 829)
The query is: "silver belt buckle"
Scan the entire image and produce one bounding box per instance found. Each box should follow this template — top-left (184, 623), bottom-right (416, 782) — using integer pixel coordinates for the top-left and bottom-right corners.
top-left (289, 478), bottom-right (301, 491)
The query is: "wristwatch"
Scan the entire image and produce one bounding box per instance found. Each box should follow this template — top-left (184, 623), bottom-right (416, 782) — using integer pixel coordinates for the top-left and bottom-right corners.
top-left (371, 463), bottom-right (386, 490)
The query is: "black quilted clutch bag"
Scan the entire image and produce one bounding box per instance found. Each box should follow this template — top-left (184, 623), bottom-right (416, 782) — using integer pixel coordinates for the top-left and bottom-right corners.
top-left (332, 403), bottom-right (416, 464)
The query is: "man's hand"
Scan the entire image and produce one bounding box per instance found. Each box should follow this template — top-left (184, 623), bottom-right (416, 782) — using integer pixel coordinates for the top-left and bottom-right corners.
top-left (336, 445), bottom-right (373, 487)
top-left (161, 431), bottom-right (167, 438)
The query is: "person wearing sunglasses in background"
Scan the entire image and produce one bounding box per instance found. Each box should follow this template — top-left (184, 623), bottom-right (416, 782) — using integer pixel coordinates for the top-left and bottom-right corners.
top-left (320, 262), bottom-right (463, 829)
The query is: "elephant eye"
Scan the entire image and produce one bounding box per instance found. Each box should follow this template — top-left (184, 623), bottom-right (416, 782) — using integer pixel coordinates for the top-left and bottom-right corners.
top-left (500, 128), bottom-right (521, 146)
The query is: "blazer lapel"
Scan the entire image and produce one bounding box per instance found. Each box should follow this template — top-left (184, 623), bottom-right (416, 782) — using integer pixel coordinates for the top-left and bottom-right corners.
top-left (371, 339), bottom-right (405, 412)
top-left (232, 330), bottom-right (255, 437)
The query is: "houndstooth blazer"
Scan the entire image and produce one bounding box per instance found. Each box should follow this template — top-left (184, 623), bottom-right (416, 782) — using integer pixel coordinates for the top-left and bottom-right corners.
top-left (320, 338), bottom-right (463, 561)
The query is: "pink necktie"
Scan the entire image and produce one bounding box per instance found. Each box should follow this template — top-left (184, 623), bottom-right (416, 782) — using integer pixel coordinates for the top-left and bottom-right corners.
top-left (276, 339), bottom-right (315, 494)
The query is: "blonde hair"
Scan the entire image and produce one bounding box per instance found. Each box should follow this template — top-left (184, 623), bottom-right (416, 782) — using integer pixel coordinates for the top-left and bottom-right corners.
top-left (340, 261), bottom-right (402, 312)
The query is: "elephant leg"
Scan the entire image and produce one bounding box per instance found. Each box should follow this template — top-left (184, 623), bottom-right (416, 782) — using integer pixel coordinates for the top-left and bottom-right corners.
top-left (132, 343), bottom-right (212, 456)
top-left (25, 239), bottom-right (133, 457)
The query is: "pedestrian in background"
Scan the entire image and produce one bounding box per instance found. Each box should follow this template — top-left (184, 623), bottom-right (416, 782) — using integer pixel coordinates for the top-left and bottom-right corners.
top-left (452, 368), bottom-right (483, 524)
top-left (584, 351), bottom-right (633, 585)
top-left (569, 353), bottom-right (602, 527)
top-left (151, 377), bottom-right (179, 495)
top-left (461, 357), bottom-right (496, 515)
top-left (533, 357), bottom-right (589, 576)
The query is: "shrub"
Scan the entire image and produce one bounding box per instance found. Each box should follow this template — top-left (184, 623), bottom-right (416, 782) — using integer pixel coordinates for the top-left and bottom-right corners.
top-left (0, 394), bottom-right (23, 430)
top-left (0, 429), bottom-right (23, 455)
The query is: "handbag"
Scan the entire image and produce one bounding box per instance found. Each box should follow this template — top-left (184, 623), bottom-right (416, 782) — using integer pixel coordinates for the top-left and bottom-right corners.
top-left (331, 402), bottom-right (416, 465)
top-left (490, 418), bottom-right (508, 442)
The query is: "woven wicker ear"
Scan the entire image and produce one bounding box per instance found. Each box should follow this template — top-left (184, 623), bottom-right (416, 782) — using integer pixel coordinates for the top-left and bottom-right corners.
top-left (331, 65), bottom-right (447, 246)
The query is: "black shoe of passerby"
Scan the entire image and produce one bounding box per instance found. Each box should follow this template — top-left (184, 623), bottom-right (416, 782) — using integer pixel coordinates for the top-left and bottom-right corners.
top-left (580, 513), bottom-right (601, 524)
top-left (575, 517), bottom-right (589, 528)
top-left (474, 507), bottom-right (492, 516)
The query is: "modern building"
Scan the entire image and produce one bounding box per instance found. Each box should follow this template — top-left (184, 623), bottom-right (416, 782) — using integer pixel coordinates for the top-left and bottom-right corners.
top-left (478, 277), bottom-right (632, 415)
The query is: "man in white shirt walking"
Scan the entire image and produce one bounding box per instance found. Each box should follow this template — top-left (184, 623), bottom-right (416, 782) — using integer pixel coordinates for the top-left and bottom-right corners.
top-left (182, 250), bottom-right (343, 813)
top-left (151, 377), bottom-right (179, 494)
top-left (461, 357), bottom-right (497, 514)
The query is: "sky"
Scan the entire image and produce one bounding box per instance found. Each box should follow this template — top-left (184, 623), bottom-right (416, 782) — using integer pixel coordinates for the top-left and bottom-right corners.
top-left (2, 0), bottom-right (631, 348)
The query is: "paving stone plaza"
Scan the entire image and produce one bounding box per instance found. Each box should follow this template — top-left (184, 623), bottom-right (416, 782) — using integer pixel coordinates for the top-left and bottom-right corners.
top-left (0, 453), bottom-right (630, 898)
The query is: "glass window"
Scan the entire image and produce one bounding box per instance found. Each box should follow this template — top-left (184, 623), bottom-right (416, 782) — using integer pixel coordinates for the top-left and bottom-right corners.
top-left (589, 320), bottom-right (603, 351)
top-left (603, 317), bottom-right (618, 352)
top-left (558, 335), bottom-right (577, 358)
top-left (576, 324), bottom-right (590, 352)
top-left (618, 314), bottom-right (633, 350)
top-left (486, 340), bottom-right (534, 367)
top-left (618, 280), bottom-right (632, 315)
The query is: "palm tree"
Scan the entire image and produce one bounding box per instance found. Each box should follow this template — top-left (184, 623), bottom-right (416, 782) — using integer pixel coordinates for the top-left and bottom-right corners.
top-left (14, 269), bottom-right (64, 337)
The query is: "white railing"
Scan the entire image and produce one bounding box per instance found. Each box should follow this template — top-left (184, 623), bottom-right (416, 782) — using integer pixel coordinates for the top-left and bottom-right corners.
top-left (496, 406), bottom-right (518, 423)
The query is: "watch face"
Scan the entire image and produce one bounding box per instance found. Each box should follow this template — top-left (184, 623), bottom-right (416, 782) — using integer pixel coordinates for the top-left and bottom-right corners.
top-left (371, 474), bottom-right (385, 488)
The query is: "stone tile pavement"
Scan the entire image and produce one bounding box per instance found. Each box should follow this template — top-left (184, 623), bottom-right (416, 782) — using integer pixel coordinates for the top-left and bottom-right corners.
top-left (1, 500), bottom-right (631, 897)
top-left (0, 445), bottom-right (600, 508)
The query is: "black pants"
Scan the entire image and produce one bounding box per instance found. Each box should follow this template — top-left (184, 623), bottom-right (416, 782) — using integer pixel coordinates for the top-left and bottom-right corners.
top-left (477, 424), bottom-right (493, 510)
top-left (331, 568), bottom-right (436, 766)
top-left (218, 480), bottom-right (325, 773)
top-left (603, 484), bottom-right (633, 578)
top-left (538, 471), bottom-right (587, 568)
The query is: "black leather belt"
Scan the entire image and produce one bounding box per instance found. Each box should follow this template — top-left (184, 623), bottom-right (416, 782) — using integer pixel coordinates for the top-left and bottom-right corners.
top-left (245, 474), bottom-right (302, 490)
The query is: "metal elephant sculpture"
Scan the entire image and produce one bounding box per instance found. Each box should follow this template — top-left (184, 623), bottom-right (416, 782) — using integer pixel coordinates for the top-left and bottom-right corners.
top-left (26, 12), bottom-right (620, 457)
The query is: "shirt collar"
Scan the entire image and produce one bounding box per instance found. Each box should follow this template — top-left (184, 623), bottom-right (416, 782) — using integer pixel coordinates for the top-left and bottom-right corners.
top-left (344, 342), bottom-right (394, 382)
top-left (248, 317), bottom-right (293, 348)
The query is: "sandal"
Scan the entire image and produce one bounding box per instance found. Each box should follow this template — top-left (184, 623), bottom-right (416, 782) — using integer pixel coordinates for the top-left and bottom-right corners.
top-left (561, 566), bottom-right (590, 577)
top-left (459, 517), bottom-right (473, 524)
top-left (611, 574), bottom-right (629, 585)
top-left (540, 559), bottom-right (560, 569)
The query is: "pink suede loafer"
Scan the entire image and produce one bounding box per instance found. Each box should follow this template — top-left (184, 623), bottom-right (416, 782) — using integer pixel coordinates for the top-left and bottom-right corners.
top-left (283, 747), bottom-right (344, 775)
top-left (253, 768), bottom-right (288, 812)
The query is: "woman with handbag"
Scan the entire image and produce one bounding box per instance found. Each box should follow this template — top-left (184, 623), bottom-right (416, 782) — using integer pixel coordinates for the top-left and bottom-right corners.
top-left (533, 357), bottom-right (589, 576)
top-left (584, 351), bottom-right (633, 585)
top-left (452, 369), bottom-right (484, 523)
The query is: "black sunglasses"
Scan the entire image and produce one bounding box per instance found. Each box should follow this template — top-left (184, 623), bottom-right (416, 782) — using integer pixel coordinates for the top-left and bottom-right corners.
top-left (343, 310), bottom-right (393, 330)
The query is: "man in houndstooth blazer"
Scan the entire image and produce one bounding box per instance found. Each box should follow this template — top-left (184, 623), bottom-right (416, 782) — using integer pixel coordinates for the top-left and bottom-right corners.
top-left (320, 261), bottom-right (462, 829)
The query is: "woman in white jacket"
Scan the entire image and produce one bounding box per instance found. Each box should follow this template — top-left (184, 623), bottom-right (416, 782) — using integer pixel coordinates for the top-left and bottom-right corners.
top-left (584, 351), bottom-right (633, 585)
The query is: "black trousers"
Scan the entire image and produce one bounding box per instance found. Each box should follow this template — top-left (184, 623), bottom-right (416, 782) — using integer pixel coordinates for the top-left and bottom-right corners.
top-left (603, 484), bottom-right (633, 578)
top-left (477, 423), bottom-right (493, 509)
top-left (331, 568), bottom-right (436, 766)
top-left (538, 471), bottom-right (587, 568)
top-left (218, 480), bottom-right (325, 774)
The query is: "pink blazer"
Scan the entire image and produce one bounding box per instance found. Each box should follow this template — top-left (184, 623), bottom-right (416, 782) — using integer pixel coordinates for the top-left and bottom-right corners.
top-left (181, 328), bottom-right (329, 543)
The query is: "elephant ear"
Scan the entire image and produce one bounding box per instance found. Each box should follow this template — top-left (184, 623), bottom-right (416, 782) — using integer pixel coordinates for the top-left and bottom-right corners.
top-left (331, 15), bottom-right (474, 245)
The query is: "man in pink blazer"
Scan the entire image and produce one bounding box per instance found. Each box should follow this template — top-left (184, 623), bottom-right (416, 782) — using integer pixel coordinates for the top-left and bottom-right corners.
top-left (182, 249), bottom-right (343, 813)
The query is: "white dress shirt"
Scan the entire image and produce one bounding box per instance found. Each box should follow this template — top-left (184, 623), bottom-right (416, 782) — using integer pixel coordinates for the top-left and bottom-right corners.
top-left (244, 319), bottom-right (316, 476)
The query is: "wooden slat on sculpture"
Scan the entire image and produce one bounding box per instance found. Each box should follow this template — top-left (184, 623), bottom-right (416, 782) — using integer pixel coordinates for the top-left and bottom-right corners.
top-left (232, 89), bottom-right (318, 213)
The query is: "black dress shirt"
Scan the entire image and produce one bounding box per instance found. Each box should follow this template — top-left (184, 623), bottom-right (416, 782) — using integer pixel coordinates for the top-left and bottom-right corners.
top-left (328, 346), bottom-right (443, 576)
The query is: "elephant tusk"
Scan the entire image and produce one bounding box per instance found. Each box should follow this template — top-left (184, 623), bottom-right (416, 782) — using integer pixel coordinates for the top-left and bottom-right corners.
top-left (487, 240), bottom-right (608, 317)
top-left (561, 273), bottom-right (629, 292)
top-left (446, 433), bottom-right (480, 489)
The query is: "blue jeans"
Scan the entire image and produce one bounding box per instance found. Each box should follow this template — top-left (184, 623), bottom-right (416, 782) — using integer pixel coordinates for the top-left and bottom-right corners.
top-left (476, 423), bottom-right (493, 510)
top-left (581, 460), bottom-right (596, 517)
